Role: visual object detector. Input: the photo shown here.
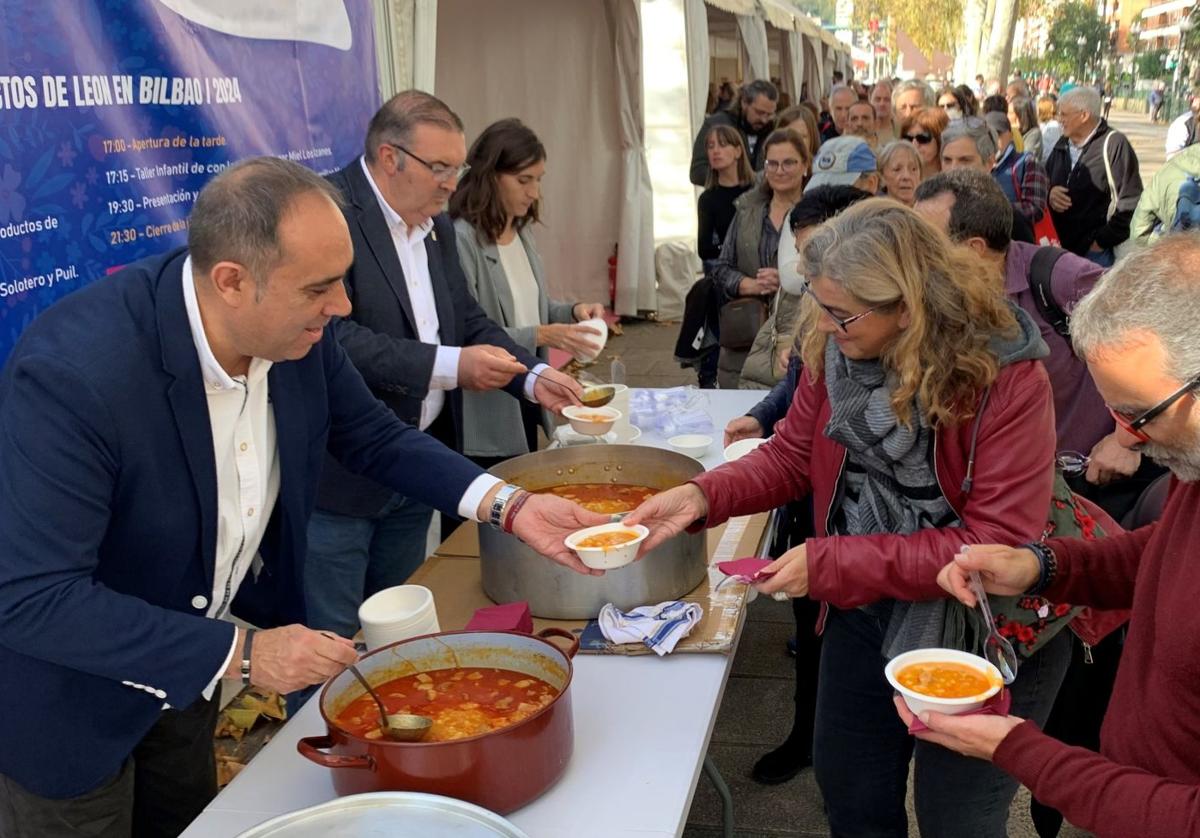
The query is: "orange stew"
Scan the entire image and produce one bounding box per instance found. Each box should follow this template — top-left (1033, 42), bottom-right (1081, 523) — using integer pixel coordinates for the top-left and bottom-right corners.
top-left (896, 662), bottom-right (992, 699)
top-left (576, 530), bottom-right (639, 549)
top-left (538, 483), bottom-right (657, 515)
top-left (574, 412), bottom-right (613, 422)
top-left (335, 667), bottom-right (559, 742)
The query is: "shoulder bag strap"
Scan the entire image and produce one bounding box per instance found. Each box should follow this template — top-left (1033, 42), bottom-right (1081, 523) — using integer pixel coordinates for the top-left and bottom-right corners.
top-left (1102, 131), bottom-right (1119, 220)
top-left (1029, 246), bottom-right (1072, 341)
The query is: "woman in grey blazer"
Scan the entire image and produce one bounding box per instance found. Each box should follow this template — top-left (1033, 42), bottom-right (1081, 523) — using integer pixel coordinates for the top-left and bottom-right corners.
top-left (450, 119), bottom-right (606, 465)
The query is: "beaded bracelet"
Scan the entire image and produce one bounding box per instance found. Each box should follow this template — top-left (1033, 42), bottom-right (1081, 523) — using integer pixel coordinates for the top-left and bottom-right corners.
top-left (1021, 541), bottom-right (1058, 595)
top-left (502, 490), bottom-right (531, 534)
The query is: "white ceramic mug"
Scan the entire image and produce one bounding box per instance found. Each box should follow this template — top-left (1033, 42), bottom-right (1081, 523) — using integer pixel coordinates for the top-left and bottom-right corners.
top-left (358, 584), bottom-right (440, 651)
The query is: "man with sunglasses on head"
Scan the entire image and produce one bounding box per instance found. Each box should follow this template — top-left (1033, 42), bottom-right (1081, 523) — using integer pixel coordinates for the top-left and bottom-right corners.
top-left (309, 91), bottom-right (583, 647)
top-left (900, 234), bottom-right (1200, 838)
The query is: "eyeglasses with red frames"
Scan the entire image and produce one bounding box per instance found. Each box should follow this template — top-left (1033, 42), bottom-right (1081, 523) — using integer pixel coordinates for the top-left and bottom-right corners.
top-left (800, 281), bottom-right (887, 333)
top-left (1107, 373), bottom-right (1200, 442)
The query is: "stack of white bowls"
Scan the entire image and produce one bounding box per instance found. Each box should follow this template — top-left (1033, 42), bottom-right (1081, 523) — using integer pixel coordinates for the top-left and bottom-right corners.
top-left (357, 585), bottom-right (441, 651)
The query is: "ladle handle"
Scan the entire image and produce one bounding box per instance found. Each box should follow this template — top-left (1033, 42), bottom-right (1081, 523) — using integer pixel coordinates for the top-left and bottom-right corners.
top-left (347, 664), bottom-right (390, 726)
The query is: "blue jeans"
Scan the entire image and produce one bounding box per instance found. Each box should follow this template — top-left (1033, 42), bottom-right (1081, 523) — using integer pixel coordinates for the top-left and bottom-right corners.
top-left (1085, 248), bottom-right (1115, 268)
top-left (303, 494), bottom-right (434, 639)
top-left (813, 606), bottom-right (1072, 838)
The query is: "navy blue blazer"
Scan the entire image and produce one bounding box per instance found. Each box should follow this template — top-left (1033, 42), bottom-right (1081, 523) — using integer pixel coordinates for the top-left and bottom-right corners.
top-left (0, 248), bottom-right (484, 798)
top-left (316, 160), bottom-right (541, 517)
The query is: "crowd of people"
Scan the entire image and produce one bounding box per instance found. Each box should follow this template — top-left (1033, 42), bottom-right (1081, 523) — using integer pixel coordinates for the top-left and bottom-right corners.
top-left (667, 71), bottom-right (1200, 837)
top-left (1, 69), bottom-right (1199, 838)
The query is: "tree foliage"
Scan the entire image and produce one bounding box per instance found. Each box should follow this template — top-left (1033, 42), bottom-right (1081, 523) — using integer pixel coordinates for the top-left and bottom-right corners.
top-left (853, 0), bottom-right (962, 58)
top-left (1046, 1), bottom-right (1109, 81)
top-left (1136, 48), bottom-right (1170, 80)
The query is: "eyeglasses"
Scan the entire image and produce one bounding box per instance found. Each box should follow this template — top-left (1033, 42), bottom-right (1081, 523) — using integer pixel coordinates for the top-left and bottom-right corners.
top-left (904, 133), bottom-right (933, 144)
top-left (1107, 373), bottom-right (1200, 442)
top-left (764, 158), bottom-right (803, 172)
top-left (800, 281), bottom-right (887, 333)
top-left (388, 143), bottom-right (470, 183)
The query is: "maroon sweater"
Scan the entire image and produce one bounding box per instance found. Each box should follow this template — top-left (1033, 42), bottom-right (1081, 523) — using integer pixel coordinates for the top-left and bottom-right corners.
top-left (993, 477), bottom-right (1200, 837)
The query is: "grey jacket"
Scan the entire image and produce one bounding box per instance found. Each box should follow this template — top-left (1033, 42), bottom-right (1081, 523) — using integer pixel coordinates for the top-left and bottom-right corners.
top-left (453, 218), bottom-right (577, 457)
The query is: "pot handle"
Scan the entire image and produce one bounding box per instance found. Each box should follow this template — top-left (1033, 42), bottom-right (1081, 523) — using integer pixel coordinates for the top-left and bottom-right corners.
top-left (297, 735), bottom-right (375, 770)
top-left (537, 627), bottom-right (581, 659)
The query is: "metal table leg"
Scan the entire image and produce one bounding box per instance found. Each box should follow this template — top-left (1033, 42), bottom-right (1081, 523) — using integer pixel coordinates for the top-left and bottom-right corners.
top-left (702, 754), bottom-right (734, 838)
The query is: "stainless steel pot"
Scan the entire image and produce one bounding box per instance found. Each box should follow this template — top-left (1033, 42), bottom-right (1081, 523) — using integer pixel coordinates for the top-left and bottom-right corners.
top-left (480, 445), bottom-right (707, 619)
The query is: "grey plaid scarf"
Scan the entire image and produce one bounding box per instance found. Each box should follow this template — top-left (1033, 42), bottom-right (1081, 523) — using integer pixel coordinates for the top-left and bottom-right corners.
top-left (822, 339), bottom-right (966, 659)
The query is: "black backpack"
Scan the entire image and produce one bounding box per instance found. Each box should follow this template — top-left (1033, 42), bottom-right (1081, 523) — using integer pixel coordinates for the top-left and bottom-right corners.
top-left (1028, 246), bottom-right (1071, 341)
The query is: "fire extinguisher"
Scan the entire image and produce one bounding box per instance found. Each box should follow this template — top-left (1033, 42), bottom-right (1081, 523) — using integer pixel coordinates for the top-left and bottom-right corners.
top-left (607, 244), bottom-right (618, 310)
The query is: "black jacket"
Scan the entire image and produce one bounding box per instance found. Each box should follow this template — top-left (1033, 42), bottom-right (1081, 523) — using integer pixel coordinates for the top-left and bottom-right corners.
top-left (1045, 119), bottom-right (1143, 256)
top-left (317, 160), bottom-right (540, 517)
top-left (689, 108), bottom-right (772, 186)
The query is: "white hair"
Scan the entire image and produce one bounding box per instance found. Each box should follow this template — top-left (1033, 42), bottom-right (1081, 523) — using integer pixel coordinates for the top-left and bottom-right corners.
top-left (892, 80), bottom-right (935, 109)
top-left (1071, 234), bottom-right (1200, 380)
top-left (878, 139), bottom-right (922, 170)
top-left (830, 84), bottom-right (857, 104)
top-left (1059, 86), bottom-right (1103, 119)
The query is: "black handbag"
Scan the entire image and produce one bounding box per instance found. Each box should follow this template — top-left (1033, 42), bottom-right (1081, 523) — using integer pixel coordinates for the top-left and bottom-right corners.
top-left (718, 295), bottom-right (769, 350)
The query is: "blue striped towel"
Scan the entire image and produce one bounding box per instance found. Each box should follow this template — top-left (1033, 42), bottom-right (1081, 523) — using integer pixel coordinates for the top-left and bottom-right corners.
top-left (597, 600), bottom-right (704, 656)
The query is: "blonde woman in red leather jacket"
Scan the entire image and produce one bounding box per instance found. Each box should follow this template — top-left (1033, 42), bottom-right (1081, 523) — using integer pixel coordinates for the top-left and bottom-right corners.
top-left (627, 198), bottom-right (1071, 837)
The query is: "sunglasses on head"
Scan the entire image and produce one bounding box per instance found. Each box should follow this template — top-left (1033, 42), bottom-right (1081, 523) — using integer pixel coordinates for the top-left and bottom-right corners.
top-left (905, 132), bottom-right (933, 144)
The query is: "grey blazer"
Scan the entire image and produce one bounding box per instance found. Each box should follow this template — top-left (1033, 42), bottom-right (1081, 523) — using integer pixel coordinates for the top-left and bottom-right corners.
top-left (453, 218), bottom-right (577, 457)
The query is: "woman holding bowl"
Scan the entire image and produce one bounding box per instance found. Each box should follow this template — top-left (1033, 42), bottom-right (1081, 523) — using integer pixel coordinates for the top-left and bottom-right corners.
top-left (450, 118), bottom-right (606, 466)
top-left (628, 199), bottom-right (1073, 836)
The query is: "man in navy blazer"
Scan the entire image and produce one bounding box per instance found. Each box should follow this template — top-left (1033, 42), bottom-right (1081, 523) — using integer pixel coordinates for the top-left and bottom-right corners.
top-left (307, 90), bottom-right (583, 641)
top-left (0, 157), bottom-right (603, 837)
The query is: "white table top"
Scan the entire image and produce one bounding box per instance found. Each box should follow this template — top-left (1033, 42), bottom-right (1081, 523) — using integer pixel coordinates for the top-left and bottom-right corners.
top-left (183, 388), bottom-right (765, 838)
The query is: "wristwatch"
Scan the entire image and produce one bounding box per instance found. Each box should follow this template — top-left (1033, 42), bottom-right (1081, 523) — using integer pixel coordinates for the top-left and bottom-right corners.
top-left (488, 483), bottom-right (521, 530)
top-left (240, 628), bottom-right (256, 686)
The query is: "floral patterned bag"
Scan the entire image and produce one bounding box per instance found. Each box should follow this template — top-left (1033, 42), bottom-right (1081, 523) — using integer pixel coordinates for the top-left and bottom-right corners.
top-left (978, 470), bottom-right (1105, 658)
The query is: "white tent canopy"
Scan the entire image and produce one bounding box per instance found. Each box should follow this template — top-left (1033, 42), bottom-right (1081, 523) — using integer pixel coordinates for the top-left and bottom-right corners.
top-left (372, 0), bottom-right (850, 317)
top-left (432, 0), bottom-right (653, 315)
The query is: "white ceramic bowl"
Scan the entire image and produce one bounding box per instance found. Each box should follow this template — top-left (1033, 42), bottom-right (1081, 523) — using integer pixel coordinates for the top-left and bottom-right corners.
top-left (573, 318), bottom-right (608, 362)
top-left (668, 434), bottom-right (712, 458)
top-left (562, 405), bottom-right (621, 436)
top-left (564, 523), bottom-right (650, 570)
top-left (723, 436), bottom-right (770, 462)
top-left (884, 648), bottom-right (1004, 717)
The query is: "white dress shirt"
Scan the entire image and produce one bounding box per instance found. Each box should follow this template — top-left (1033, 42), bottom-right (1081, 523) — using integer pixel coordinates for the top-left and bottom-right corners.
top-left (358, 158), bottom-right (547, 403)
top-left (184, 258), bottom-right (503, 699)
top-left (360, 157), bottom-right (461, 431)
top-left (183, 257), bottom-right (281, 700)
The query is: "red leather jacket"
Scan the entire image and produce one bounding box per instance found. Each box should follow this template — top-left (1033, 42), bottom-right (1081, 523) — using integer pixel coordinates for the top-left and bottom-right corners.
top-left (693, 359), bottom-right (1056, 608)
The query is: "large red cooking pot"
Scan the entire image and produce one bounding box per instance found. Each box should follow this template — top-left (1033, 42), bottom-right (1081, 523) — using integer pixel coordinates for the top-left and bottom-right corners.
top-left (298, 628), bottom-right (578, 814)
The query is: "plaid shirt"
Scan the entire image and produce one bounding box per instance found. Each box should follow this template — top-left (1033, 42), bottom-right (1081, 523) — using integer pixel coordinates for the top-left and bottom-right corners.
top-left (997, 145), bottom-right (1050, 225)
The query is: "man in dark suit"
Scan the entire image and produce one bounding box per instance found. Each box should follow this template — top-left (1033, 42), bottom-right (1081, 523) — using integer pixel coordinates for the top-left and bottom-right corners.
top-left (0, 157), bottom-right (603, 838)
top-left (308, 91), bottom-right (583, 641)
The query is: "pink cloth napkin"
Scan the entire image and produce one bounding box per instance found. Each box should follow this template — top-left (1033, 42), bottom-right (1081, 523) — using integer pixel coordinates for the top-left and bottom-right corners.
top-left (716, 557), bottom-right (775, 583)
top-left (906, 688), bottom-right (1012, 734)
top-left (466, 601), bottom-right (534, 634)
